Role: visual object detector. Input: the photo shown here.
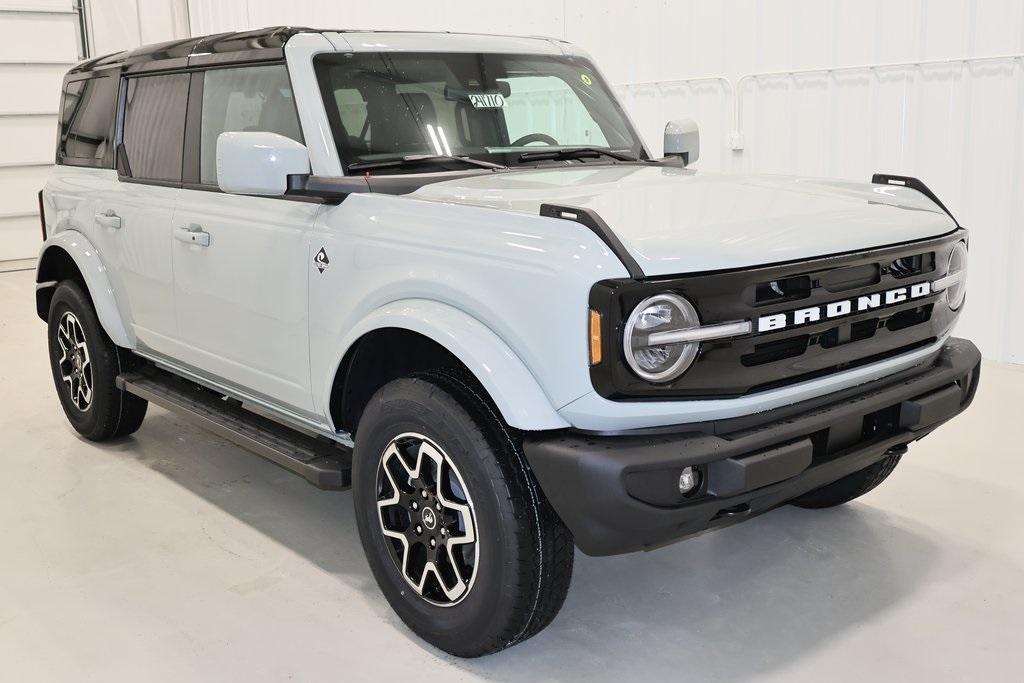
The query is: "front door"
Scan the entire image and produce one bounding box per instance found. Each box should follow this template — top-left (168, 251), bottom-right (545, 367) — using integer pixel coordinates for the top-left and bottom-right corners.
top-left (170, 63), bottom-right (318, 417)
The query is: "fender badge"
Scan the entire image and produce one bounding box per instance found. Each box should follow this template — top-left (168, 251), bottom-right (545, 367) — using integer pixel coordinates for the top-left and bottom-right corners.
top-left (313, 247), bottom-right (330, 274)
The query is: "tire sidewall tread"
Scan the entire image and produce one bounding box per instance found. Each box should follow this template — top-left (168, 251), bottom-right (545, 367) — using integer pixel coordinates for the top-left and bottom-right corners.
top-left (46, 281), bottom-right (146, 441)
top-left (352, 370), bottom-right (572, 657)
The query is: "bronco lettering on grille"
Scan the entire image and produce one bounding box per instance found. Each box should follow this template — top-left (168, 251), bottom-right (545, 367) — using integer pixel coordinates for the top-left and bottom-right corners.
top-left (757, 282), bottom-right (933, 333)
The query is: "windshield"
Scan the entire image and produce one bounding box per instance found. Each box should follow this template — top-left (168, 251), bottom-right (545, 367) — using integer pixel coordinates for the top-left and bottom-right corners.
top-left (314, 51), bottom-right (646, 172)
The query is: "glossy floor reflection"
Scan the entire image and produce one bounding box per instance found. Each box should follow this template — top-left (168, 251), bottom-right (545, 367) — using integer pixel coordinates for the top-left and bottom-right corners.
top-left (1, 269), bottom-right (1021, 681)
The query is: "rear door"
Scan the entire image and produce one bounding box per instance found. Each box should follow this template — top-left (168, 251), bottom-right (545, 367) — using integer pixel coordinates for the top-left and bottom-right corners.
top-left (170, 63), bottom-right (319, 416)
top-left (49, 71), bottom-right (122, 302)
top-left (92, 72), bottom-right (188, 357)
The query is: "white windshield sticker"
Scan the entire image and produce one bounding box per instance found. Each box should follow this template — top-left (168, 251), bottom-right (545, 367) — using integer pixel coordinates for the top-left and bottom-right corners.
top-left (468, 93), bottom-right (505, 109)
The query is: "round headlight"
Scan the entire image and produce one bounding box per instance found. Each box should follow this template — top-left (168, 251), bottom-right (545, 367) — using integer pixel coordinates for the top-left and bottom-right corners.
top-left (623, 293), bottom-right (700, 382)
top-left (945, 241), bottom-right (968, 310)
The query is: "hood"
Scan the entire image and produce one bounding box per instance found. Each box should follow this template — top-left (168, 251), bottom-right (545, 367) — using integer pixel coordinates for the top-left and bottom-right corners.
top-left (410, 165), bottom-right (957, 277)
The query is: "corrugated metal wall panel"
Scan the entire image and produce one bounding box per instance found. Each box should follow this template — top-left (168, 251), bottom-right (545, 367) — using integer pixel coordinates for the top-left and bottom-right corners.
top-left (0, 9), bottom-right (78, 60)
top-left (0, 1), bottom-right (190, 262)
top-left (0, 3), bottom-right (78, 262)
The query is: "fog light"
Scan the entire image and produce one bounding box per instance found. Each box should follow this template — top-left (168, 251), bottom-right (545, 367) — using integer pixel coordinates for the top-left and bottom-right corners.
top-left (679, 466), bottom-right (700, 495)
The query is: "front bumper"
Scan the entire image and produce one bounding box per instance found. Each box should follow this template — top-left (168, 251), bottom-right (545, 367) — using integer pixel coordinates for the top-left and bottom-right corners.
top-left (524, 338), bottom-right (981, 556)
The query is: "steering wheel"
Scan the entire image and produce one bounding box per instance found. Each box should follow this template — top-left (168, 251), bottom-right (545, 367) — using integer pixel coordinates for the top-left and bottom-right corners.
top-left (512, 133), bottom-right (560, 147)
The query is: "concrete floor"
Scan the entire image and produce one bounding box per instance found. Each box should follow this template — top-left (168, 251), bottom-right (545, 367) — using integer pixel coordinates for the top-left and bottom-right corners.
top-left (2, 266), bottom-right (1022, 682)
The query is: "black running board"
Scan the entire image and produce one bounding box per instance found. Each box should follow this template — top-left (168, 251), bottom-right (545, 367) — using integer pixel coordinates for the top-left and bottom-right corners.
top-left (116, 367), bottom-right (351, 490)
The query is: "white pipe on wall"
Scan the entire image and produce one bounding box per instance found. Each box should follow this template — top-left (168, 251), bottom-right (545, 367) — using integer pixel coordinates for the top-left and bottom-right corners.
top-left (730, 54), bottom-right (1024, 150)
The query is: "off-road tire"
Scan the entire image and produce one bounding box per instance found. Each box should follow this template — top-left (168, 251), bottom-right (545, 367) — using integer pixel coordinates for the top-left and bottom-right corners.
top-left (352, 370), bottom-right (574, 657)
top-left (790, 452), bottom-right (903, 509)
top-left (47, 281), bottom-right (148, 441)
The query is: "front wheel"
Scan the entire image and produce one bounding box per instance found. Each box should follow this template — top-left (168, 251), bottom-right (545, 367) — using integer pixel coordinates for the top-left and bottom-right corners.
top-left (352, 372), bottom-right (574, 657)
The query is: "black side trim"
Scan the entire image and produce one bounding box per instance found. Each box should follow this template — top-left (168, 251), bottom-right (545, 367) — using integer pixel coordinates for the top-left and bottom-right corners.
top-left (115, 143), bottom-right (132, 177)
top-left (365, 169), bottom-right (504, 195)
top-left (872, 173), bottom-right (960, 227)
top-left (181, 70), bottom-right (204, 185)
top-left (540, 203), bottom-right (644, 279)
top-left (286, 174), bottom-right (370, 202)
top-left (285, 169), bottom-right (504, 202)
top-left (38, 189), bottom-right (46, 241)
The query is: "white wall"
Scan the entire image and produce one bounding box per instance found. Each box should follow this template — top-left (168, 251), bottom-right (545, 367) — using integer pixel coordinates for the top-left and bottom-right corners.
top-left (187, 0), bottom-right (1024, 365)
top-left (86, 0), bottom-right (190, 56)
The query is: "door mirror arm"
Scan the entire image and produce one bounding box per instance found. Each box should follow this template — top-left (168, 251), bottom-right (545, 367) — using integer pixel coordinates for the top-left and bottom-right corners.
top-left (285, 174), bottom-right (371, 203)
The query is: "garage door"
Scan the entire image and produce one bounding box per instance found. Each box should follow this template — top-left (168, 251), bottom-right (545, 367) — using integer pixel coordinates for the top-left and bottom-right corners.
top-left (0, 2), bottom-right (85, 261)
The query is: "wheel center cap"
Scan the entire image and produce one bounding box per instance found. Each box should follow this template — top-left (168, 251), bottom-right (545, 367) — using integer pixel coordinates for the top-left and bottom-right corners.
top-left (421, 507), bottom-right (437, 530)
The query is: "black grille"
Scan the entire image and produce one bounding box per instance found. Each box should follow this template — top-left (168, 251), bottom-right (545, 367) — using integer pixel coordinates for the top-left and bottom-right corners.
top-left (589, 230), bottom-right (965, 400)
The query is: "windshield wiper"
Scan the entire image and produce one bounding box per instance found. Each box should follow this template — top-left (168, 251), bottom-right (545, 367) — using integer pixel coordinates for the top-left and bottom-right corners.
top-left (517, 147), bottom-right (640, 163)
top-left (348, 154), bottom-right (506, 172)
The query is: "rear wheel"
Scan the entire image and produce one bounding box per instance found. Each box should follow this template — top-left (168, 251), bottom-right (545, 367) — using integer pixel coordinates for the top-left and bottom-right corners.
top-left (790, 451), bottom-right (903, 509)
top-left (352, 371), bottom-right (573, 657)
top-left (47, 281), bottom-right (147, 441)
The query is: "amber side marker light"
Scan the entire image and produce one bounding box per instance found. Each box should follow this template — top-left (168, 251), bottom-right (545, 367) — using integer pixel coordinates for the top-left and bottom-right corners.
top-left (589, 309), bottom-right (603, 365)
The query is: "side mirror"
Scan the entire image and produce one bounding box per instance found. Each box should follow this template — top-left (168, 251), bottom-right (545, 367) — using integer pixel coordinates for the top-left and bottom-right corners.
top-left (664, 119), bottom-right (699, 166)
top-left (217, 131), bottom-right (310, 196)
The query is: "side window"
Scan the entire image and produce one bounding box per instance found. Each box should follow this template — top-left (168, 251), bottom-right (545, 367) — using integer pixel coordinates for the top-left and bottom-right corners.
top-left (122, 73), bottom-right (189, 182)
top-left (58, 75), bottom-right (119, 166)
top-left (501, 75), bottom-right (608, 147)
top-left (199, 64), bottom-right (302, 185)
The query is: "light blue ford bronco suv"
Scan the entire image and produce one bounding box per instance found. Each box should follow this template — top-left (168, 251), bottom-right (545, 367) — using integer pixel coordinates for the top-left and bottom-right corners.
top-left (37, 27), bottom-right (979, 656)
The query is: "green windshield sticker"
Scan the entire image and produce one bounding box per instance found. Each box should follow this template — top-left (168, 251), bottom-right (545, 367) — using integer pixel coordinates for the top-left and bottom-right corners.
top-left (580, 74), bottom-right (593, 86)
top-left (468, 93), bottom-right (506, 109)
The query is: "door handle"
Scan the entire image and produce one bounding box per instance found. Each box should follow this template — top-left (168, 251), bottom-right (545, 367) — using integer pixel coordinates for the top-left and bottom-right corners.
top-left (94, 210), bottom-right (121, 229)
top-left (175, 224), bottom-right (210, 247)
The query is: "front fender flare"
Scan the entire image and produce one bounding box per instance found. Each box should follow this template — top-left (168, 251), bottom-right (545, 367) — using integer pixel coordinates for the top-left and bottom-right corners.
top-left (36, 231), bottom-right (134, 348)
top-left (327, 300), bottom-right (570, 431)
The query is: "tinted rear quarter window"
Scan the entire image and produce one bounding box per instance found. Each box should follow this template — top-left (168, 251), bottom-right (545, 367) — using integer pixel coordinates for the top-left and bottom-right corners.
top-left (58, 75), bottom-right (119, 167)
top-left (122, 73), bottom-right (190, 182)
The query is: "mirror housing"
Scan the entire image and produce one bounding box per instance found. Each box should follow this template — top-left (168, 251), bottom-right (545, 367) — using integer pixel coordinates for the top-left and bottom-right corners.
top-left (217, 131), bottom-right (310, 196)
top-left (664, 119), bottom-right (699, 166)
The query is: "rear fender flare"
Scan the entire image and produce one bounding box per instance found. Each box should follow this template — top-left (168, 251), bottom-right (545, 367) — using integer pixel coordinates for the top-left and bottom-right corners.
top-left (36, 230), bottom-right (133, 348)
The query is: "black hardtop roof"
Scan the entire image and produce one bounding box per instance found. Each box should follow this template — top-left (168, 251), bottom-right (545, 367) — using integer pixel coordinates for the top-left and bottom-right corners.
top-left (67, 26), bottom-right (314, 76)
top-left (66, 27), bottom-right (567, 78)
